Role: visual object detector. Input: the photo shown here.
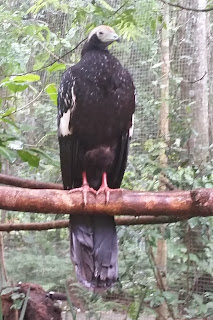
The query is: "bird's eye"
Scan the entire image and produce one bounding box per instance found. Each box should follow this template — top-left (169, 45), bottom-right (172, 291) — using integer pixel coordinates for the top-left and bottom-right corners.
top-left (99, 31), bottom-right (104, 35)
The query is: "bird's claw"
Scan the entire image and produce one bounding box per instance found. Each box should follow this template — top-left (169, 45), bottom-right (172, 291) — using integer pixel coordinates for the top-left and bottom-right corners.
top-left (69, 186), bottom-right (96, 207)
top-left (96, 186), bottom-right (111, 205)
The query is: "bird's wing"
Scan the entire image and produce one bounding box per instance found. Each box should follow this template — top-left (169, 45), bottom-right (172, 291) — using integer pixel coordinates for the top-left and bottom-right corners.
top-left (57, 71), bottom-right (80, 190)
top-left (108, 115), bottom-right (134, 188)
top-left (107, 68), bottom-right (135, 189)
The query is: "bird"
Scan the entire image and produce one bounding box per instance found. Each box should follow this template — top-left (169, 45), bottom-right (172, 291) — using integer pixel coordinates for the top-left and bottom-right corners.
top-left (57, 25), bottom-right (135, 290)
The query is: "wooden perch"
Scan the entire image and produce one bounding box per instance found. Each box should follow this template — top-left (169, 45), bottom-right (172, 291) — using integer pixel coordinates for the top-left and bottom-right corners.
top-left (0, 185), bottom-right (212, 218)
top-left (0, 216), bottom-right (188, 232)
top-left (0, 173), bottom-right (62, 190)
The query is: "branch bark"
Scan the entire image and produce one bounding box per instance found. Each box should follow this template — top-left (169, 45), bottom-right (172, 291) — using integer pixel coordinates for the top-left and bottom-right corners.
top-left (0, 186), bottom-right (212, 217)
top-left (159, 0), bottom-right (213, 12)
top-left (0, 173), bottom-right (62, 189)
top-left (0, 216), bottom-right (189, 232)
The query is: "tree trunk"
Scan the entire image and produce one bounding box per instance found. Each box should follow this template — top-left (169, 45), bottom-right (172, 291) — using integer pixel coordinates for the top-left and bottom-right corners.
top-left (189, 0), bottom-right (209, 164)
top-left (156, 3), bottom-right (170, 319)
top-left (207, 13), bottom-right (213, 159)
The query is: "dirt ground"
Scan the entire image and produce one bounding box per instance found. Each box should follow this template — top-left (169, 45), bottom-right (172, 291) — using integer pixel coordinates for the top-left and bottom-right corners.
top-left (62, 311), bottom-right (155, 320)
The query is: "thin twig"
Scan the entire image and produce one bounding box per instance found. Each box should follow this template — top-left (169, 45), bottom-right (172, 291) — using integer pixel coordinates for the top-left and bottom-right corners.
top-left (39, 42), bottom-right (67, 65)
top-left (159, 0), bottom-right (213, 12)
top-left (159, 175), bottom-right (176, 191)
top-left (112, 1), bottom-right (128, 16)
top-left (188, 71), bottom-right (207, 84)
top-left (146, 241), bottom-right (176, 320)
top-left (1, 90), bottom-right (44, 117)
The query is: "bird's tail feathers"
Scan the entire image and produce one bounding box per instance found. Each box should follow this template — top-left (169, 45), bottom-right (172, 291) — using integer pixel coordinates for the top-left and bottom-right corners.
top-left (70, 215), bottom-right (118, 290)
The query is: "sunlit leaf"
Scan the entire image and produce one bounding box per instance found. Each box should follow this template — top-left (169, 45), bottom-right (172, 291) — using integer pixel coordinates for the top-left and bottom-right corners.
top-left (45, 83), bottom-right (57, 105)
top-left (98, 0), bottom-right (114, 11)
top-left (7, 140), bottom-right (23, 150)
top-left (47, 62), bottom-right (66, 73)
top-left (12, 74), bottom-right (40, 82)
top-left (0, 107), bottom-right (16, 117)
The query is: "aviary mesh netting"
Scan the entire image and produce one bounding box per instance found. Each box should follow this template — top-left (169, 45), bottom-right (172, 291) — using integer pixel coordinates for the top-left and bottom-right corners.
top-left (1, 0), bottom-right (213, 319)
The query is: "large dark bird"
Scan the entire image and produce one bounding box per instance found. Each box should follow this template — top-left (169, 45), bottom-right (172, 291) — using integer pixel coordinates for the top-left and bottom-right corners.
top-left (57, 25), bottom-right (135, 290)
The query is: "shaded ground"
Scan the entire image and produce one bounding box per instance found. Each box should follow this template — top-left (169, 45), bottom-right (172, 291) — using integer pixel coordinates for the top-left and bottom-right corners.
top-left (62, 312), bottom-right (155, 320)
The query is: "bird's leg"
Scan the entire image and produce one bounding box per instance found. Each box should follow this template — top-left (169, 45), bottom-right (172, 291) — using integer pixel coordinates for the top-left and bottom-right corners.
top-left (81, 171), bottom-right (96, 206)
top-left (69, 171), bottom-right (96, 207)
top-left (96, 172), bottom-right (111, 204)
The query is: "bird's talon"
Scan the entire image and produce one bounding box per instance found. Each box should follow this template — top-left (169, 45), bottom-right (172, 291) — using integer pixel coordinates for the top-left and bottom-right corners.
top-left (96, 187), bottom-right (111, 205)
top-left (68, 186), bottom-right (96, 207)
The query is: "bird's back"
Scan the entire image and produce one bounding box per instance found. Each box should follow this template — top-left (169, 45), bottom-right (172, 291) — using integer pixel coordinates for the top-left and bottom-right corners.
top-left (59, 50), bottom-right (135, 147)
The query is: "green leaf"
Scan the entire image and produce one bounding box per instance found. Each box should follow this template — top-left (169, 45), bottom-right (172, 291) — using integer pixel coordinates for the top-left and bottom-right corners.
top-left (17, 150), bottom-right (40, 167)
top-left (4, 83), bottom-right (28, 93)
top-left (0, 133), bottom-right (17, 143)
top-left (27, 0), bottom-right (46, 14)
top-left (12, 74), bottom-right (40, 82)
top-left (0, 118), bottom-right (19, 128)
top-left (29, 147), bottom-right (60, 167)
top-left (0, 107), bottom-right (16, 117)
top-left (47, 62), bottom-right (66, 73)
top-left (0, 146), bottom-right (16, 162)
top-left (98, 0), bottom-right (114, 11)
top-left (10, 298), bottom-right (23, 310)
top-left (45, 83), bottom-right (57, 105)
top-left (153, 167), bottom-right (162, 175)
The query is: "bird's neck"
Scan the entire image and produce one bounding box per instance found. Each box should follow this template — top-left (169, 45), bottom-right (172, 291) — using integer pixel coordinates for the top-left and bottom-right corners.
top-left (81, 36), bottom-right (108, 57)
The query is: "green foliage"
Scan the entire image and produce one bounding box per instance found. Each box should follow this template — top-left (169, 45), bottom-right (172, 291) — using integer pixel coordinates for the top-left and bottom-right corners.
top-left (19, 286), bottom-right (30, 320)
top-left (5, 230), bottom-right (71, 291)
top-left (10, 290), bottom-right (25, 311)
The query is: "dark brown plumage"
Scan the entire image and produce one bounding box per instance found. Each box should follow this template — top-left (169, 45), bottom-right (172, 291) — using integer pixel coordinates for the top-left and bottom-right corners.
top-left (57, 25), bottom-right (135, 290)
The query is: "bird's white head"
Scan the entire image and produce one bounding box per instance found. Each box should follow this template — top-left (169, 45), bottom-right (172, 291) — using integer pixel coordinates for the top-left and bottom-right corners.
top-left (88, 25), bottom-right (119, 46)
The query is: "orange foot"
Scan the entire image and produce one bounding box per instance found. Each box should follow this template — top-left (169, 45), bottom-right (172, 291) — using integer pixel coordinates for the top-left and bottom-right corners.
top-left (69, 172), bottom-right (96, 207)
top-left (96, 172), bottom-right (117, 204)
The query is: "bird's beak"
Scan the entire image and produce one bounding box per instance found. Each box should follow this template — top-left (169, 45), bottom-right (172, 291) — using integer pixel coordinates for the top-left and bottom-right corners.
top-left (113, 33), bottom-right (120, 42)
top-left (107, 32), bottom-right (120, 43)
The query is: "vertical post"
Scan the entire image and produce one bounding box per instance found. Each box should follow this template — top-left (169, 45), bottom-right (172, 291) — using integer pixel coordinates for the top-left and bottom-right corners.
top-left (156, 3), bottom-right (170, 320)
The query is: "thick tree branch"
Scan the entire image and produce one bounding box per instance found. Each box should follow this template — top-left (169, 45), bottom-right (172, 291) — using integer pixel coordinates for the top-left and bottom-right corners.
top-left (0, 186), bottom-right (212, 218)
top-left (0, 173), bottom-right (62, 190)
top-left (0, 216), bottom-right (188, 232)
top-left (159, 0), bottom-right (213, 12)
